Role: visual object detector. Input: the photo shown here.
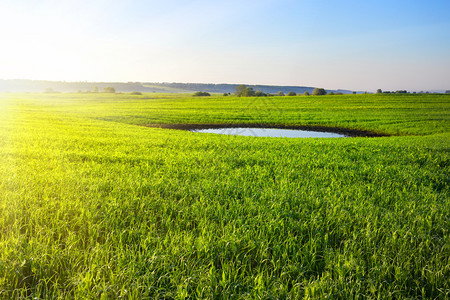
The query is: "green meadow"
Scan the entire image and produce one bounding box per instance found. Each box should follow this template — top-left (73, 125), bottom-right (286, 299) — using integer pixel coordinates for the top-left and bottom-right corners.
top-left (0, 93), bottom-right (448, 299)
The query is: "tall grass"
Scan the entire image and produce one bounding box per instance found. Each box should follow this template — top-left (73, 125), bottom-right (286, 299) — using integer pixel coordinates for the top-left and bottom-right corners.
top-left (0, 93), bottom-right (448, 298)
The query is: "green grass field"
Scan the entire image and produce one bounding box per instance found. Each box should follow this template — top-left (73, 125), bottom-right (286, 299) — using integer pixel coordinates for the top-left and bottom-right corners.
top-left (0, 93), bottom-right (449, 299)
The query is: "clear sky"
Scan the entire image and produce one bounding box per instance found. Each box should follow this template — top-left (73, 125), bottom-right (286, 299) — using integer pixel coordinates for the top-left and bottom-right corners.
top-left (0, 0), bottom-right (449, 91)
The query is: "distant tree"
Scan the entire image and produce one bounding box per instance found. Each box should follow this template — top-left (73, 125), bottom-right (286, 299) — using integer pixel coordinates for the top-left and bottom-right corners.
top-left (255, 90), bottom-right (267, 97)
top-left (446, 90), bottom-right (450, 94)
top-left (352, 91), bottom-right (357, 94)
top-left (235, 85), bottom-right (247, 97)
top-left (130, 91), bottom-right (142, 95)
top-left (276, 91), bottom-right (285, 96)
top-left (336, 92), bottom-right (344, 95)
top-left (193, 91), bottom-right (211, 96)
top-left (247, 88), bottom-right (256, 97)
top-left (376, 89), bottom-right (382, 94)
top-left (235, 85), bottom-right (255, 97)
top-left (223, 93), bottom-right (228, 96)
top-left (312, 88), bottom-right (326, 96)
top-left (44, 88), bottom-right (58, 93)
top-left (303, 91), bottom-right (310, 96)
top-left (287, 91), bottom-right (296, 96)
top-left (93, 86), bottom-right (99, 93)
top-left (102, 87), bottom-right (116, 93)
top-left (328, 91), bottom-right (335, 95)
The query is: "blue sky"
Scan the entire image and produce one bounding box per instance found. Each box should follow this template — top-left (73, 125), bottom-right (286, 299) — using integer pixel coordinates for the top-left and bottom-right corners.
top-left (0, 0), bottom-right (449, 91)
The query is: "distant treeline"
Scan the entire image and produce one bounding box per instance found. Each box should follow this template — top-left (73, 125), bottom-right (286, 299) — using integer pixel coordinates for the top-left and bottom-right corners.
top-left (376, 89), bottom-right (449, 94)
top-left (2, 79), bottom-right (446, 94)
top-left (0, 79), bottom-right (355, 94)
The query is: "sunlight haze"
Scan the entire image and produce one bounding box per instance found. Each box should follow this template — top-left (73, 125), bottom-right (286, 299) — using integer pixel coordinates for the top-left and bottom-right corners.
top-left (1, 0), bottom-right (449, 91)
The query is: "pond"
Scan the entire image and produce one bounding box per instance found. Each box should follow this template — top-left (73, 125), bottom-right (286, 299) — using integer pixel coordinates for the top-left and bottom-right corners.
top-left (191, 127), bottom-right (348, 138)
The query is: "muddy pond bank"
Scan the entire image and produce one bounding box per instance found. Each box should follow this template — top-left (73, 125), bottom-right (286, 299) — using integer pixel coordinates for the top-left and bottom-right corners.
top-left (142, 123), bottom-right (390, 138)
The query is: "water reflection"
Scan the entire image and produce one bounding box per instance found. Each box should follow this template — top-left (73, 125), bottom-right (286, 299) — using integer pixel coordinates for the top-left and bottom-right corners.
top-left (191, 128), bottom-right (347, 138)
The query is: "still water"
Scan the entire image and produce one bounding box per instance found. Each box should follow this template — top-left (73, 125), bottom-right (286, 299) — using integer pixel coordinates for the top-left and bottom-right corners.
top-left (191, 128), bottom-right (348, 138)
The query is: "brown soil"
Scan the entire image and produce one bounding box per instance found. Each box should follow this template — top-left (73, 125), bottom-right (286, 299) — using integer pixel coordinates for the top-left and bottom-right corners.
top-left (141, 123), bottom-right (390, 137)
